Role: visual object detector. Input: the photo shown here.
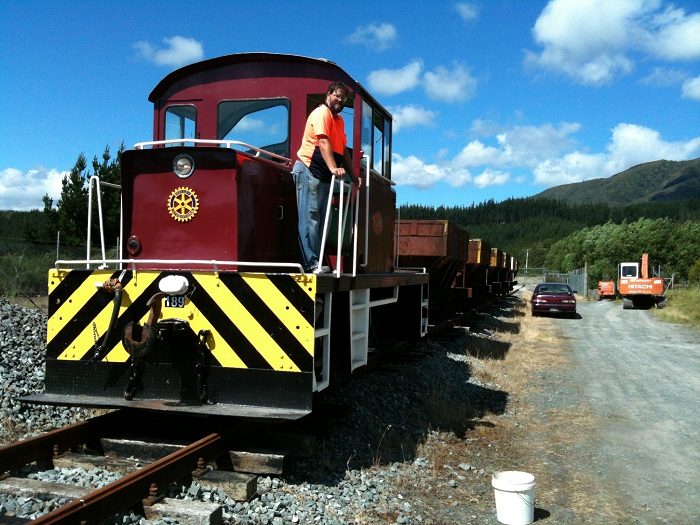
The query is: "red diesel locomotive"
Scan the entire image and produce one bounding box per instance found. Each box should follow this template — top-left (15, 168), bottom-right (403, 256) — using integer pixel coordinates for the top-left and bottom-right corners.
top-left (23, 53), bottom-right (430, 420)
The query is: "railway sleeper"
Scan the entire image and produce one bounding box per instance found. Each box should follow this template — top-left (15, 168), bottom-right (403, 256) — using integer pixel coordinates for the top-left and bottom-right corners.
top-left (0, 476), bottom-right (88, 501)
top-left (143, 498), bottom-right (222, 525)
top-left (7, 447), bottom-right (259, 503)
top-left (100, 436), bottom-right (299, 472)
top-left (53, 451), bottom-right (142, 475)
top-left (0, 478), bottom-right (222, 524)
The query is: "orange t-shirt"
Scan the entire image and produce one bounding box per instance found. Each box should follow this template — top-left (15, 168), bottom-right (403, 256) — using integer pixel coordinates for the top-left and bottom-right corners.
top-left (297, 104), bottom-right (346, 182)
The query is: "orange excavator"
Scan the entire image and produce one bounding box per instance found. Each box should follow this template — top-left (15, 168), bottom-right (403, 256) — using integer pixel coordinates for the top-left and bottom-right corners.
top-left (597, 279), bottom-right (616, 300)
top-left (618, 253), bottom-right (667, 309)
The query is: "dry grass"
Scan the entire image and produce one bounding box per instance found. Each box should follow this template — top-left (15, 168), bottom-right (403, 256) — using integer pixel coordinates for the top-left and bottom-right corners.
top-left (4, 294), bottom-right (49, 312)
top-left (470, 295), bottom-right (568, 394)
top-left (654, 286), bottom-right (700, 329)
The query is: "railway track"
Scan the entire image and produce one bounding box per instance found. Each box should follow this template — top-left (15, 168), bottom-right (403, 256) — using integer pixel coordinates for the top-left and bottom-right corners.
top-left (0, 409), bottom-right (314, 524)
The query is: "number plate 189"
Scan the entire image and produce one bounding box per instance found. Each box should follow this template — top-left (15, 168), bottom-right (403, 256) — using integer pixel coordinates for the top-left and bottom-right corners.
top-left (165, 295), bottom-right (186, 308)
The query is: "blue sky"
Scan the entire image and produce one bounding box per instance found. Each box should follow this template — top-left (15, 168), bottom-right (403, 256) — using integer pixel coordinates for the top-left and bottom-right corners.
top-left (1, 0), bottom-right (699, 211)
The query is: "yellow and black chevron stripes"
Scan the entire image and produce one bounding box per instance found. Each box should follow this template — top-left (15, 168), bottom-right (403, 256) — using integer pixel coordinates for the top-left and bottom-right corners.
top-left (48, 269), bottom-right (161, 361)
top-left (47, 269), bottom-right (316, 372)
top-left (189, 273), bottom-right (314, 371)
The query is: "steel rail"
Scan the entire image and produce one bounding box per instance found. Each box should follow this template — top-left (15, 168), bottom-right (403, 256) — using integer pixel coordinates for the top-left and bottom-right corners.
top-left (0, 410), bottom-right (126, 473)
top-left (31, 431), bottom-right (231, 525)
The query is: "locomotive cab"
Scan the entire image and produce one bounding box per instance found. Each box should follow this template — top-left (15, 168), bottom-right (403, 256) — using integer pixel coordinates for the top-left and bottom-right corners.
top-left (122, 55), bottom-right (397, 273)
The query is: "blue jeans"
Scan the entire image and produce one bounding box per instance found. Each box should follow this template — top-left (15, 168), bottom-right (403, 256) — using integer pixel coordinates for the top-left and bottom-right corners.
top-left (293, 161), bottom-right (330, 271)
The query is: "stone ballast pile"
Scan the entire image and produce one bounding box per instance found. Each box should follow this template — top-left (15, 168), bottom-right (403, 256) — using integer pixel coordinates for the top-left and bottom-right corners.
top-left (0, 300), bottom-right (90, 441)
top-left (1, 300), bottom-right (499, 524)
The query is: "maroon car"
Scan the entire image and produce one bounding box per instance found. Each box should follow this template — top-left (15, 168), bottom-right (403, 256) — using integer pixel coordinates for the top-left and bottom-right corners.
top-left (531, 282), bottom-right (577, 317)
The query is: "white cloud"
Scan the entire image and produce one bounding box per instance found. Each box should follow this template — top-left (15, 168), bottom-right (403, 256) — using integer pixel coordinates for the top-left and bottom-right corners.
top-left (605, 122), bottom-right (700, 172)
top-left (452, 140), bottom-right (502, 167)
top-left (388, 105), bottom-right (437, 132)
top-left (473, 169), bottom-right (511, 188)
top-left (367, 60), bottom-right (477, 101)
top-left (647, 7), bottom-right (700, 60)
top-left (526, 0), bottom-right (700, 85)
top-left (367, 60), bottom-right (423, 95)
top-left (455, 2), bottom-right (479, 21)
top-left (133, 36), bottom-right (204, 68)
top-left (533, 152), bottom-right (607, 186)
top-left (347, 23), bottom-right (397, 51)
top-left (533, 122), bottom-right (700, 186)
top-left (639, 66), bottom-right (688, 86)
top-left (423, 63), bottom-right (477, 102)
top-left (682, 76), bottom-right (700, 100)
top-left (0, 167), bottom-right (66, 211)
top-left (394, 118), bottom-right (700, 192)
top-left (392, 153), bottom-right (471, 188)
top-left (452, 122), bottom-right (581, 168)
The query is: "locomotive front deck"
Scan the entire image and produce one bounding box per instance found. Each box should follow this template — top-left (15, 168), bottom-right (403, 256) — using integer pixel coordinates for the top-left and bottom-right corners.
top-left (25, 267), bottom-right (427, 419)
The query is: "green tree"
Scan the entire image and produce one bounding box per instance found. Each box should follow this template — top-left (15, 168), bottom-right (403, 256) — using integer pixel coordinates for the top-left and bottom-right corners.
top-left (53, 144), bottom-right (123, 246)
top-left (91, 144), bottom-right (124, 246)
top-left (688, 259), bottom-right (700, 285)
top-left (57, 153), bottom-right (89, 244)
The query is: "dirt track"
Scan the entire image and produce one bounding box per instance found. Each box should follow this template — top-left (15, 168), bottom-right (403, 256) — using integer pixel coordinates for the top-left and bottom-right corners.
top-left (515, 294), bottom-right (700, 524)
top-left (564, 298), bottom-right (699, 522)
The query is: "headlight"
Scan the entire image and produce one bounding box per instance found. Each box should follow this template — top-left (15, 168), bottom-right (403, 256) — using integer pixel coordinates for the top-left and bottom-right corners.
top-left (159, 275), bottom-right (190, 295)
top-left (173, 154), bottom-right (195, 178)
top-left (126, 235), bottom-right (141, 255)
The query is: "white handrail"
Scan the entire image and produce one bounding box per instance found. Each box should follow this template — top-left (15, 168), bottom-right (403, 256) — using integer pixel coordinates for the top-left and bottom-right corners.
top-left (86, 176), bottom-right (122, 270)
top-left (55, 258), bottom-right (305, 273)
top-left (363, 155), bottom-right (370, 267)
top-left (317, 176), bottom-right (354, 277)
top-left (133, 138), bottom-right (292, 165)
top-left (352, 178), bottom-right (360, 276)
top-left (339, 177), bottom-right (353, 276)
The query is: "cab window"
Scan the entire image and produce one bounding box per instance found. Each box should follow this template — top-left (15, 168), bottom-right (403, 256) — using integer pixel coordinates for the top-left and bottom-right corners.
top-left (165, 105), bottom-right (196, 144)
top-left (361, 100), bottom-right (391, 180)
top-left (218, 99), bottom-right (290, 158)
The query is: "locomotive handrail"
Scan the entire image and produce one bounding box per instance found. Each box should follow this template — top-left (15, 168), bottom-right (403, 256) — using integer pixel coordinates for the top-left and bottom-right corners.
top-left (54, 258), bottom-right (305, 273)
top-left (363, 155), bottom-right (370, 268)
top-left (86, 176), bottom-right (123, 270)
top-left (317, 176), bottom-right (354, 277)
top-left (132, 138), bottom-right (292, 165)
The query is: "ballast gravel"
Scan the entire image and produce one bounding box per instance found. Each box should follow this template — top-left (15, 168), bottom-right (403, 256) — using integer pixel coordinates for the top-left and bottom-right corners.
top-left (0, 299), bottom-right (503, 524)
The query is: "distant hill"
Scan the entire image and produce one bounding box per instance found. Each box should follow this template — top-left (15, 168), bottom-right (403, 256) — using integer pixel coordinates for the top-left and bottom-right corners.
top-left (535, 157), bottom-right (700, 205)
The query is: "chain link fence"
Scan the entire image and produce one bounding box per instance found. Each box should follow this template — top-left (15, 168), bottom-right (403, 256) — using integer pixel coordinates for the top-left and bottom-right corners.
top-left (0, 237), bottom-right (118, 309)
top-left (517, 265), bottom-right (589, 298)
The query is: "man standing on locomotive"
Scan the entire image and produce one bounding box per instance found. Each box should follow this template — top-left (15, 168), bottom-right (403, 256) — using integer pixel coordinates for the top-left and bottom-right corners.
top-left (293, 81), bottom-right (353, 274)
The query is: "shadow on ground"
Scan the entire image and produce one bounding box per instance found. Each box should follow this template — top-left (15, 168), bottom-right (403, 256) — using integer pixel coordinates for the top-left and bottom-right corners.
top-left (286, 299), bottom-right (518, 485)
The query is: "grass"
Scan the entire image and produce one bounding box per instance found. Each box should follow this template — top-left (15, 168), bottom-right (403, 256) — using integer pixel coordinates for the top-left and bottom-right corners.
top-left (654, 286), bottom-right (700, 329)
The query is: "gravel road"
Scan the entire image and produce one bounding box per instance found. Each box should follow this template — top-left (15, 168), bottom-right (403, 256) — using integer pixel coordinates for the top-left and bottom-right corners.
top-left (567, 299), bottom-right (700, 522)
top-left (515, 294), bottom-right (700, 525)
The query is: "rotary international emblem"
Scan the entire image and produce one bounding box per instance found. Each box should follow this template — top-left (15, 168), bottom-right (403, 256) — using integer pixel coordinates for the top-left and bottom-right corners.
top-left (167, 187), bottom-right (199, 222)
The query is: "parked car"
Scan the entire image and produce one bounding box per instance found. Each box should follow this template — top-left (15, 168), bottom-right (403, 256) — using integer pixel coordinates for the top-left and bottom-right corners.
top-left (531, 282), bottom-right (577, 317)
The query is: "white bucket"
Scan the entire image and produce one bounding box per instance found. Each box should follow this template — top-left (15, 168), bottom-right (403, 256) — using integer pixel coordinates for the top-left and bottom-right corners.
top-left (491, 470), bottom-right (536, 525)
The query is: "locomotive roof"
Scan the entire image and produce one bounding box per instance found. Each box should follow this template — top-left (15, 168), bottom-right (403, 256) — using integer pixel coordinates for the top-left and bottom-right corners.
top-left (148, 52), bottom-right (391, 118)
